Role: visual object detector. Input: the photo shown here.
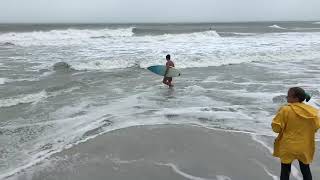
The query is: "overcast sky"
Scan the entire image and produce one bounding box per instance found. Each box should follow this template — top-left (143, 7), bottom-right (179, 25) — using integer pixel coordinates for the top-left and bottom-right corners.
top-left (0, 0), bottom-right (319, 23)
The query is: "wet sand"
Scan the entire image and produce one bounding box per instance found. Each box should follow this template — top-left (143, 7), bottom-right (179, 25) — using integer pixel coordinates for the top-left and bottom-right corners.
top-left (9, 125), bottom-right (320, 180)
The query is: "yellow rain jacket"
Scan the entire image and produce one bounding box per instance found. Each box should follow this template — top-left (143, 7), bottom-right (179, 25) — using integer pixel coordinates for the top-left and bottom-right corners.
top-left (272, 103), bottom-right (320, 164)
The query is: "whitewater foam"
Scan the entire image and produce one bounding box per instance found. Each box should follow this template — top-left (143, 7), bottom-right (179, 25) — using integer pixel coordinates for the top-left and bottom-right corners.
top-left (0, 77), bottom-right (7, 85)
top-left (160, 30), bottom-right (220, 39)
top-left (0, 91), bottom-right (47, 108)
top-left (184, 85), bottom-right (208, 94)
top-left (71, 59), bottom-right (138, 71)
top-left (0, 27), bottom-right (134, 46)
top-left (218, 32), bottom-right (258, 37)
top-left (1, 28), bottom-right (320, 71)
top-left (251, 159), bottom-right (278, 180)
top-left (155, 162), bottom-right (216, 180)
top-left (50, 102), bottom-right (90, 120)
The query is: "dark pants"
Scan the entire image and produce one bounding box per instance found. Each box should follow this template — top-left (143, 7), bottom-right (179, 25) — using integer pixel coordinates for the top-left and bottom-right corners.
top-left (163, 77), bottom-right (173, 86)
top-left (281, 161), bottom-right (312, 180)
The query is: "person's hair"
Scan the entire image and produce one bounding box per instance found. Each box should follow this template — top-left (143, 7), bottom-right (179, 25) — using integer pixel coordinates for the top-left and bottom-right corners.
top-left (166, 54), bottom-right (171, 60)
top-left (289, 87), bottom-right (311, 102)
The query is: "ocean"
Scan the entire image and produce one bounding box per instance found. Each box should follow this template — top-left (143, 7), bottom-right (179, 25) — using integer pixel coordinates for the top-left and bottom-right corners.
top-left (0, 21), bottom-right (320, 179)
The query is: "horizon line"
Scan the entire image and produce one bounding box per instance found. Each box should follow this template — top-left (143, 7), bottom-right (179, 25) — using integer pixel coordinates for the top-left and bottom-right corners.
top-left (0, 20), bottom-right (319, 25)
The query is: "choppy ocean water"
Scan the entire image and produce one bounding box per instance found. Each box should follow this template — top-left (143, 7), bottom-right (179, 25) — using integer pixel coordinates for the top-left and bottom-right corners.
top-left (0, 22), bottom-right (320, 178)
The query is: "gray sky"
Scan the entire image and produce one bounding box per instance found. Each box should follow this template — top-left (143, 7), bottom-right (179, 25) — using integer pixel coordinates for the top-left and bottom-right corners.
top-left (0, 0), bottom-right (319, 23)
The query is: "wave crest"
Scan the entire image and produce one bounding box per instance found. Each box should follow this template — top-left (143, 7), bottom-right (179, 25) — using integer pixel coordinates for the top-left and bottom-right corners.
top-left (161, 30), bottom-right (220, 39)
top-left (132, 27), bottom-right (214, 36)
top-left (268, 25), bottom-right (287, 30)
top-left (0, 28), bottom-right (134, 46)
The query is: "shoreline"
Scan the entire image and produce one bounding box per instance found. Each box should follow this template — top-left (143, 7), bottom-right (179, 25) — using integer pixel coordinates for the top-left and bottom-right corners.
top-left (6, 124), bottom-right (280, 180)
top-left (5, 124), bottom-right (320, 180)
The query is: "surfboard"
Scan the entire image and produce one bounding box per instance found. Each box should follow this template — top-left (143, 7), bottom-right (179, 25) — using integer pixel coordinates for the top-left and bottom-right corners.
top-left (147, 65), bottom-right (181, 77)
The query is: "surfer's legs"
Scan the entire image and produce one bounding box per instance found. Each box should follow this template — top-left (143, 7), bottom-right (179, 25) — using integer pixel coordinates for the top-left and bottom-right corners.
top-left (299, 161), bottom-right (312, 180)
top-left (167, 77), bottom-right (173, 87)
top-left (163, 77), bottom-right (173, 87)
top-left (280, 163), bottom-right (291, 180)
top-left (162, 77), bottom-right (168, 85)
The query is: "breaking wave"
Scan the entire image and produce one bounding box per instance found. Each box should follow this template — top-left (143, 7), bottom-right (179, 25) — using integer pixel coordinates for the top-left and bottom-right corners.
top-left (268, 25), bottom-right (287, 30)
top-left (132, 27), bottom-right (214, 36)
top-left (218, 32), bottom-right (258, 37)
top-left (0, 28), bottom-right (134, 46)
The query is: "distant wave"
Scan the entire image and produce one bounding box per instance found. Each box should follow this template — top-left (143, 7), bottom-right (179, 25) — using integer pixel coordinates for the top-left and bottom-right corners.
top-left (132, 27), bottom-right (214, 36)
top-left (161, 30), bottom-right (220, 39)
top-left (186, 30), bottom-right (220, 37)
top-left (0, 27), bottom-right (222, 47)
top-left (292, 27), bottom-right (320, 31)
top-left (218, 32), bottom-right (258, 37)
top-left (0, 28), bottom-right (134, 46)
top-left (312, 22), bottom-right (320, 24)
top-left (46, 31), bottom-right (320, 71)
top-left (1, 27), bottom-right (320, 72)
top-left (268, 25), bottom-right (287, 30)
top-left (90, 36), bottom-right (106, 39)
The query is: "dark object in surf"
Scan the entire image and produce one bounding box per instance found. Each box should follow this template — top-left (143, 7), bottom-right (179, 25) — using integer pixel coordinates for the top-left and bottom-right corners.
top-left (53, 62), bottom-right (73, 72)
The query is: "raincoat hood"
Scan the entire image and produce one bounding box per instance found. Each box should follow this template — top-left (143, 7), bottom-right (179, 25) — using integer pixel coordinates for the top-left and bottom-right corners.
top-left (288, 103), bottom-right (318, 120)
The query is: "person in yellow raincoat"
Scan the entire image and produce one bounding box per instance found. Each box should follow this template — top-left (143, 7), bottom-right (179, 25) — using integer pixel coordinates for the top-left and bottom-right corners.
top-left (272, 87), bottom-right (320, 180)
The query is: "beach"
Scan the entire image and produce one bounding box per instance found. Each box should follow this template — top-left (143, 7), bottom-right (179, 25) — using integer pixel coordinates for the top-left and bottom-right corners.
top-left (1, 22), bottom-right (320, 179)
top-left (6, 124), bottom-right (320, 180)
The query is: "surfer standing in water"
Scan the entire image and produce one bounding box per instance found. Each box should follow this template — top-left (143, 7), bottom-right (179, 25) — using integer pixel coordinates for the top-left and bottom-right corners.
top-left (163, 54), bottom-right (175, 87)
